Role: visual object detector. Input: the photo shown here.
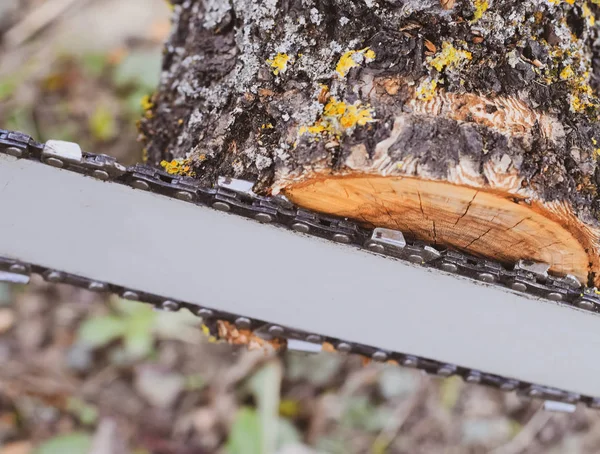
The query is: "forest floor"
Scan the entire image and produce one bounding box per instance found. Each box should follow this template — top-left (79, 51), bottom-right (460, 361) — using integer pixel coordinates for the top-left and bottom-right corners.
top-left (1, 1), bottom-right (600, 453)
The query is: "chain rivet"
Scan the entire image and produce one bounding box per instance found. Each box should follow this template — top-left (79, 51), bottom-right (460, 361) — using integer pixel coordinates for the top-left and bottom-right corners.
top-left (437, 366), bottom-right (455, 376)
top-left (511, 282), bottom-right (527, 292)
top-left (5, 146), bottom-right (24, 158)
top-left (44, 271), bottom-right (63, 283)
top-left (255, 213), bottom-right (273, 223)
top-left (131, 180), bottom-right (150, 191)
top-left (333, 233), bottom-right (351, 244)
top-left (175, 191), bottom-right (193, 202)
top-left (212, 201), bottom-right (231, 212)
top-left (44, 157), bottom-right (64, 168)
top-left (161, 300), bottom-right (180, 311)
top-left (402, 356), bottom-right (418, 367)
top-left (547, 292), bottom-right (563, 302)
top-left (235, 317), bottom-right (251, 329)
top-left (336, 342), bottom-right (352, 353)
top-left (122, 290), bottom-right (140, 301)
top-left (268, 325), bottom-right (284, 336)
top-left (92, 170), bottom-right (110, 181)
top-left (372, 351), bottom-right (387, 362)
top-left (195, 308), bottom-right (214, 318)
top-left (366, 242), bottom-right (385, 253)
top-left (8, 264), bottom-right (27, 274)
top-left (306, 334), bottom-right (322, 343)
top-left (292, 222), bottom-right (310, 234)
top-left (441, 262), bottom-right (458, 273)
top-left (465, 371), bottom-right (481, 383)
top-left (408, 254), bottom-right (424, 264)
top-left (478, 272), bottom-right (495, 283)
top-left (577, 299), bottom-right (595, 311)
top-left (88, 281), bottom-right (107, 292)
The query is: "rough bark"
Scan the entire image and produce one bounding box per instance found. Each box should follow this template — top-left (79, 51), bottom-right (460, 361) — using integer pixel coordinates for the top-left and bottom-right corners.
top-left (141, 0), bottom-right (600, 285)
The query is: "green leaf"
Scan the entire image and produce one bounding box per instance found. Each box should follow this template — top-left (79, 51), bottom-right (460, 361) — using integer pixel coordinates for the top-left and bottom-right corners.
top-left (89, 105), bottom-right (117, 142)
top-left (440, 376), bottom-right (463, 410)
top-left (123, 307), bottom-right (156, 358)
top-left (34, 432), bottom-right (92, 454)
top-left (0, 78), bottom-right (17, 101)
top-left (248, 361), bottom-right (282, 454)
top-left (81, 53), bottom-right (108, 77)
top-left (226, 407), bottom-right (262, 454)
top-left (341, 396), bottom-right (392, 432)
top-left (113, 297), bottom-right (148, 315)
top-left (67, 397), bottom-right (98, 426)
top-left (77, 315), bottom-right (126, 349)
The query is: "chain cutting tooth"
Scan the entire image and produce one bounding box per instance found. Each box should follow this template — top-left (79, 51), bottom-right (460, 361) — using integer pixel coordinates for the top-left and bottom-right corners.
top-left (0, 270), bottom-right (30, 284)
top-left (543, 401), bottom-right (577, 413)
top-left (514, 260), bottom-right (550, 280)
top-left (287, 339), bottom-right (324, 353)
top-left (42, 140), bottom-right (83, 168)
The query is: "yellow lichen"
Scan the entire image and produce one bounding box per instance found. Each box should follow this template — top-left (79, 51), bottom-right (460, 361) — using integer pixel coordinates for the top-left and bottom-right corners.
top-left (428, 42), bottom-right (472, 72)
top-left (471, 0), bottom-right (489, 23)
top-left (160, 158), bottom-right (195, 176)
top-left (583, 3), bottom-right (596, 26)
top-left (267, 53), bottom-right (291, 76)
top-left (201, 324), bottom-right (217, 343)
top-left (415, 78), bottom-right (439, 101)
top-left (560, 65), bottom-right (575, 80)
top-left (336, 47), bottom-right (376, 78)
top-left (299, 97), bottom-right (375, 139)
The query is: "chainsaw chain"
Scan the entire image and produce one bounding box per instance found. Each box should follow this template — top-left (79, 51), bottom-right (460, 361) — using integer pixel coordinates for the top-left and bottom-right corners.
top-left (1, 128), bottom-right (599, 409)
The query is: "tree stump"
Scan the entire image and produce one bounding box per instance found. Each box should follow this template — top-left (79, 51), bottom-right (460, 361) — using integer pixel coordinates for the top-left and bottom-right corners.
top-left (141, 0), bottom-right (600, 286)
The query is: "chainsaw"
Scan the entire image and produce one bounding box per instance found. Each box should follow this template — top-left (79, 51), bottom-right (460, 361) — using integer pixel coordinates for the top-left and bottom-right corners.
top-left (1, 128), bottom-right (599, 411)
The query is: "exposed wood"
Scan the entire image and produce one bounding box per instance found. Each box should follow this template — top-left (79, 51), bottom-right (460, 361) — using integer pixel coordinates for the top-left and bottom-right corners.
top-left (285, 176), bottom-right (593, 283)
top-left (141, 0), bottom-right (600, 285)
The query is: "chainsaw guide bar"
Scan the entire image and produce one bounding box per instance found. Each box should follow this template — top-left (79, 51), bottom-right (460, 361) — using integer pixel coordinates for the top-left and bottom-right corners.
top-left (1, 129), bottom-right (600, 409)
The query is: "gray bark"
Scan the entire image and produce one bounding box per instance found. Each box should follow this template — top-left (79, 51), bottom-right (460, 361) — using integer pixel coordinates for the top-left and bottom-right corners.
top-left (141, 0), bottom-right (600, 221)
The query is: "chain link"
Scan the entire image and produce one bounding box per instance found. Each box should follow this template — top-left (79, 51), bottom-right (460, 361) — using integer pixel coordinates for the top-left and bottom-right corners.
top-left (1, 128), bottom-right (599, 409)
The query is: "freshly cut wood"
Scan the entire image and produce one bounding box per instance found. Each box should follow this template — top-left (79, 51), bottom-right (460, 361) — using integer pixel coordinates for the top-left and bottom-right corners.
top-left (141, 0), bottom-right (600, 285)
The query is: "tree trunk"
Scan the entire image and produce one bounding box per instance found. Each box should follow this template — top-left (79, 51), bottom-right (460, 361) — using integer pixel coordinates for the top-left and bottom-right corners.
top-left (141, 0), bottom-right (600, 286)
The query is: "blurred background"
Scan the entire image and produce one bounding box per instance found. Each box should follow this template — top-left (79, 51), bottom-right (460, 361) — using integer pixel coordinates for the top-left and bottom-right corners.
top-left (1, 1), bottom-right (600, 453)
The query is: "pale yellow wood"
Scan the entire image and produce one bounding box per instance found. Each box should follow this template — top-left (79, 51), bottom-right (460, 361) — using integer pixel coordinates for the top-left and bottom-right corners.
top-left (284, 175), bottom-right (594, 284)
